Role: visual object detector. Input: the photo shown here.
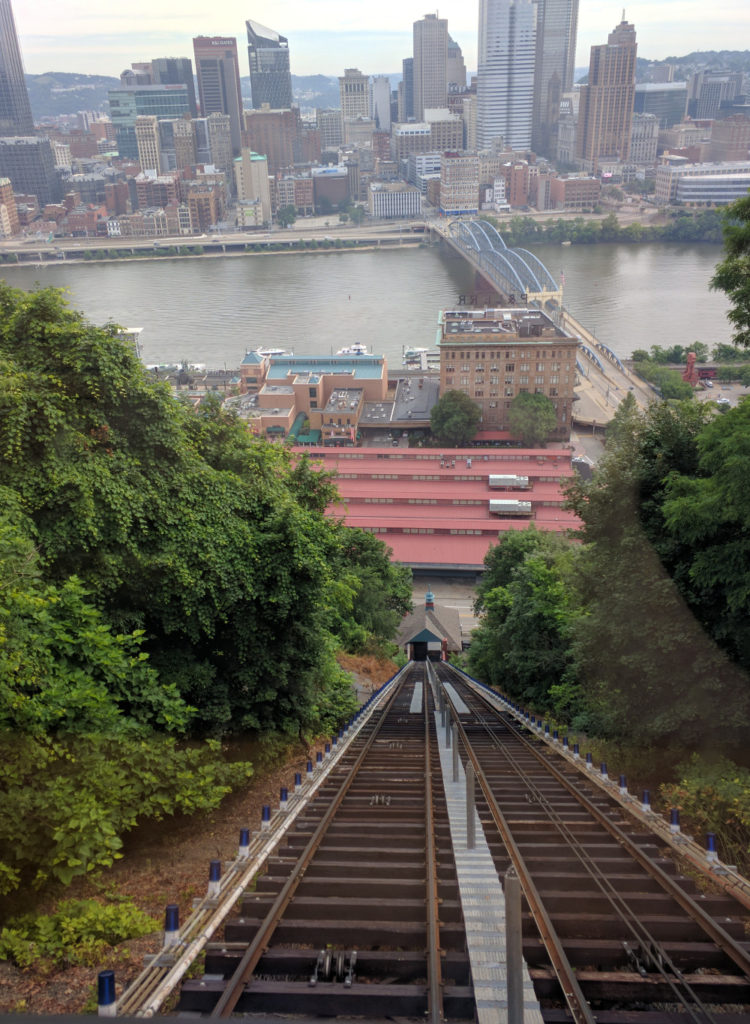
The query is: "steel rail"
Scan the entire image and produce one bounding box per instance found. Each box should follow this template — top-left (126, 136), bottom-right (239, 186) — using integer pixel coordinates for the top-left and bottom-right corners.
top-left (424, 663), bottom-right (444, 1024)
top-left (209, 675), bottom-right (405, 1018)
top-left (448, 675), bottom-right (722, 1023)
top-left (434, 671), bottom-right (597, 1024)
top-left (451, 669), bottom-right (750, 985)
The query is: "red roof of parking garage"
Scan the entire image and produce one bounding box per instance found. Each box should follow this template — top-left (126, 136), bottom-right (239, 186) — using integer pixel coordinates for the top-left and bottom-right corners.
top-left (296, 446), bottom-right (580, 569)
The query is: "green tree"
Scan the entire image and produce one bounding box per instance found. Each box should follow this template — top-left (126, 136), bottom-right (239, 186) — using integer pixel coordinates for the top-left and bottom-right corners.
top-left (563, 397), bottom-right (748, 748)
top-left (276, 204), bottom-right (297, 228)
top-left (468, 534), bottom-right (578, 706)
top-left (430, 390), bottom-right (481, 446)
top-left (508, 392), bottom-right (557, 446)
top-left (711, 194), bottom-right (750, 348)
top-left (0, 284), bottom-right (350, 737)
top-left (662, 401), bottom-right (750, 672)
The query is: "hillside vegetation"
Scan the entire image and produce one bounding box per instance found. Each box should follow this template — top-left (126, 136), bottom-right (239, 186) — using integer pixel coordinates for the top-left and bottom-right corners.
top-left (0, 283), bottom-right (411, 901)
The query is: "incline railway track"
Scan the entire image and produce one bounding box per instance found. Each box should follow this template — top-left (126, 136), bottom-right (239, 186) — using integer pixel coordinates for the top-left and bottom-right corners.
top-left (116, 662), bottom-right (750, 1021)
top-left (435, 662), bottom-right (750, 1023)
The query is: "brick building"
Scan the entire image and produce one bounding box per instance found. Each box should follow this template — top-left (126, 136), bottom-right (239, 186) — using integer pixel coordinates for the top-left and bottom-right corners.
top-left (438, 307), bottom-right (578, 440)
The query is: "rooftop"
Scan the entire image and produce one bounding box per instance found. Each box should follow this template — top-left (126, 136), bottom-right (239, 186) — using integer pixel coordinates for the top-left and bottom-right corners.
top-left (267, 355), bottom-right (385, 381)
top-left (323, 388), bottom-right (363, 413)
top-left (439, 308), bottom-right (572, 341)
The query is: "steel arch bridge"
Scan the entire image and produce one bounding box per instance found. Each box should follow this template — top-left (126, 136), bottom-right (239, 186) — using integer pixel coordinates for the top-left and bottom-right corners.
top-left (447, 219), bottom-right (562, 310)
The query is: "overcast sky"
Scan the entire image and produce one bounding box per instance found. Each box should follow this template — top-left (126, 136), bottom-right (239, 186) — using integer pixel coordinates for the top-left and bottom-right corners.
top-left (15, 0), bottom-right (750, 80)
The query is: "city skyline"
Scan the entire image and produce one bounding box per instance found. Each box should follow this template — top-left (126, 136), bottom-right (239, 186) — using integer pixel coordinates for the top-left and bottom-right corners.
top-left (15, 1), bottom-right (750, 82)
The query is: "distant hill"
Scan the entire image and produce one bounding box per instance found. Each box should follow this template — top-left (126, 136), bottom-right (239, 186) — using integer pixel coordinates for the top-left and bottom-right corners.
top-left (28, 51), bottom-right (750, 120)
top-left (26, 71), bottom-right (119, 120)
top-left (576, 50), bottom-right (750, 85)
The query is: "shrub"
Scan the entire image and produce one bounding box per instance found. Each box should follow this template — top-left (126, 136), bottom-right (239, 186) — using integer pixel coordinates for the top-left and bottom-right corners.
top-left (0, 899), bottom-right (156, 969)
top-left (661, 754), bottom-right (750, 871)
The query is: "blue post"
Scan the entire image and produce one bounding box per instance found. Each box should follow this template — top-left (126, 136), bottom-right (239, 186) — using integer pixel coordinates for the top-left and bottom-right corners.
top-left (316, 751), bottom-right (323, 768)
top-left (553, 729), bottom-right (559, 742)
top-left (306, 759), bottom-right (314, 780)
top-left (164, 903), bottom-right (180, 948)
top-left (98, 970), bottom-right (116, 1017)
top-left (238, 827), bottom-right (250, 859)
top-left (261, 804), bottom-right (271, 831)
top-left (600, 762), bottom-right (608, 781)
top-left (642, 789), bottom-right (651, 813)
top-left (706, 832), bottom-right (718, 863)
top-left (208, 859), bottom-right (221, 897)
top-left (670, 808), bottom-right (680, 834)
top-left (294, 771), bottom-right (302, 793)
top-left (279, 786), bottom-right (288, 811)
top-left (619, 773), bottom-right (628, 796)
top-left (586, 752), bottom-right (593, 769)
top-left (573, 742), bottom-right (580, 759)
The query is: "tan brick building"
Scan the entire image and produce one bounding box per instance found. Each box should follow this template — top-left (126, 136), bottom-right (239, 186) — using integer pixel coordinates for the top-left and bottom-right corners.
top-left (438, 308), bottom-right (578, 440)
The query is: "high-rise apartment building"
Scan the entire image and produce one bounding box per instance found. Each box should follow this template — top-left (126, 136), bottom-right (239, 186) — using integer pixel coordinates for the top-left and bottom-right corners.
top-left (193, 36), bottom-right (243, 155)
top-left (413, 14), bottom-right (448, 119)
top-left (399, 58), bottom-right (414, 121)
top-left (576, 19), bottom-right (637, 172)
top-left (0, 0), bottom-right (33, 135)
top-left (0, 136), bottom-right (60, 204)
top-left (339, 69), bottom-right (369, 120)
top-left (246, 19), bottom-right (293, 109)
top-left (109, 84), bottom-right (191, 160)
top-left (446, 37), bottom-right (467, 93)
top-left (477, 0), bottom-right (536, 151)
top-left (0, 0), bottom-right (34, 135)
top-left (151, 58), bottom-right (198, 117)
top-left (531, 0), bottom-right (579, 157)
top-left (370, 76), bottom-right (392, 132)
top-left (234, 149), bottom-right (271, 224)
top-left (135, 116), bottom-right (162, 172)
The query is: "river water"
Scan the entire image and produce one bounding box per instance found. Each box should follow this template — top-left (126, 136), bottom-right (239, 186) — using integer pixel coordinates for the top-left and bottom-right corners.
top-left (0, 241), bottom-right (732, 368)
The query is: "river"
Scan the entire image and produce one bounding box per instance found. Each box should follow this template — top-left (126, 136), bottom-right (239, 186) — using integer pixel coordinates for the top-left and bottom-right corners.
top-left (0, 241), bottom-right (732, 368)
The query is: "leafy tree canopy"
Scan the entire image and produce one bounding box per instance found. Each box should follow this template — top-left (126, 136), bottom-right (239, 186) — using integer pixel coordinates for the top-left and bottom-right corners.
top-left (711, 194), bottom-right (750, 348)
top-left (0, 284), bottom-right (364, 737)
top-left (508, 391), bottom-right (557, 446)
top-left (430, 389), bottom-right (481, 446)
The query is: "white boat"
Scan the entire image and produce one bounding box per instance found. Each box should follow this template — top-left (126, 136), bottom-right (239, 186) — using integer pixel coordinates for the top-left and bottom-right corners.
top-left (336, 343), bottom-right (369, 356)
top-left (257, 346), bottom-right (291, 358)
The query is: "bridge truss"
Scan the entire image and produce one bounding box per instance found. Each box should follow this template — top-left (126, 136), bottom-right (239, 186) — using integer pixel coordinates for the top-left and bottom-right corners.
top-left (447, 219), bottom-right (562, 311)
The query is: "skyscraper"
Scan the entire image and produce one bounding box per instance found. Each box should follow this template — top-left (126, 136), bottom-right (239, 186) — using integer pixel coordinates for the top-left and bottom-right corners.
top-left (246, 19), bottom-right (293, 110)
top-left (193, 36), bottom-right (243, 155)
top-left (477, 0), bottom-right (536, 151)
top-left (370, 76), bottom-right (392, 132)
top-left (151, 58), bottom-right (198, 117)
top-left (531, 0), bottom-right (578, 157)
top-left (339, 68), bottom-right (369, 120)
top-left (413, 14), bottom-right (448, 120)
top-left (0, 0), bottom-right (34, 135)
top-left (399, 58), bottom-right (414, 121)
top-left (576, 18), bottom-right (637, 172)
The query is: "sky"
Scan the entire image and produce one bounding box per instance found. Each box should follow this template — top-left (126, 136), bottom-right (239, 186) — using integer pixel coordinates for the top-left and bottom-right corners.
top-left (15, 0), bottom-right (750, 81)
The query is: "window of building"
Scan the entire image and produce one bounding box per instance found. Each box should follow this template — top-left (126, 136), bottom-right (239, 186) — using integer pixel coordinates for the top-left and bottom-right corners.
top-left (550, 374), bottom-right (559, 384)
top-left (475, 389), bottom-right (484, 397)
top-left (505, 363), bottom-right (515, 372)
top-left (536, 363), bottom-right (545, 372)
top-left (520, 362), bottom-right (530, 372)
top-left (461, 364), bottom-right (471, 372)
top-left (504, 387), bottom-right (514, 397)
top-left (549, 387), bottom-right (558, 396)
top-left (460, 376), bottom-right (469, 386)
top-left (535, 387), bottom-right (545, 394)
top-left (490, 375), bottom-right (499, 385)
top-left (519, 375), bottom-right (528, 385)
top-left (535, 376), bottom-right (544, 385)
